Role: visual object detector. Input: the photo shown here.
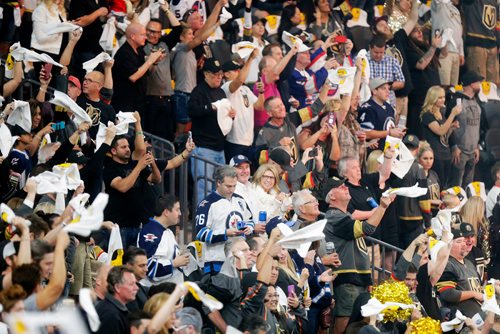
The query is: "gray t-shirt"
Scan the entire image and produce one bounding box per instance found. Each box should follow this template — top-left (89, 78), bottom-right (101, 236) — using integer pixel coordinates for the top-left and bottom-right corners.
top-left (171, 42), bottom-right (197, 93)
top-left (144, 41), bottom-right (174, 96)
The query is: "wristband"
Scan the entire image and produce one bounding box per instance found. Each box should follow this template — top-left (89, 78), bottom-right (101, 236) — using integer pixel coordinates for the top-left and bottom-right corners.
top-left (181, 153), bottom-right (187, 159)
top-left (136, 131), bottom-right (143, 136)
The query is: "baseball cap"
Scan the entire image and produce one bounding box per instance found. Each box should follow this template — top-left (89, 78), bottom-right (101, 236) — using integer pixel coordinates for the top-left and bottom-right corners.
top-left (269, 148), bottom-right (291, 168)
top-left (67, 150), bottom-right (90, 165)
top-left (403, 134), bottom-right (419, 148)
top-left (461, 71), bottom-right (484, 87)
top-left (229, 155), bottom-right (251, 167)
top-left (322, 176), bottom-right (346, 200)
top-left (0, 240), bottom-right (16, 259)
top-left (265, 216), bottom-right (296, 236)
top-left (9, 124), bottom-right (30, 136)
top-left (68, 75), bottom-right (81, 90)
top-left (369, 77), bottom-right (391, 91)
top-left (203, 58), bottom-right (222, 73)
top-left (251, 15), bottom-right (267, 25)
top-left (452, 222), bottom-right (475, 239)
top-left (222, 60), bottom-right (242, 72)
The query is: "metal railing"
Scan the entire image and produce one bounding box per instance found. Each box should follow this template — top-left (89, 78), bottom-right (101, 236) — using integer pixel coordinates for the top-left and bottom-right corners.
top-left (4, 68), bottom-right (404, 281)
top-left (366, 236), bottom-right (404, 285)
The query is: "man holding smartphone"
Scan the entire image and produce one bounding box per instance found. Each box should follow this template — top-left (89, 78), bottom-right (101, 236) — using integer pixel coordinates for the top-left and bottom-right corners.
top-left (447, 71), bottom-right (483, 188)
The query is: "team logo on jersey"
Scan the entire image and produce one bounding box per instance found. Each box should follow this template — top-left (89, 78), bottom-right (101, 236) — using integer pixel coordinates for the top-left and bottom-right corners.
top-left (86, 104), bottom-right (102, 126)
top-left (482, 5), bottom-right (496, 30)
top-left (243, 94), bottom-right (250, 108)
top-left (383, 117), bottom-right (396, 131)
top-left (385, 46), bottom-right (403, 66)
top-left (199, 200), bottom-right (208, 207)
top-left (226, 211), bottom-right (244, 229)
top-left (143, 233), bottom-right (158, 242)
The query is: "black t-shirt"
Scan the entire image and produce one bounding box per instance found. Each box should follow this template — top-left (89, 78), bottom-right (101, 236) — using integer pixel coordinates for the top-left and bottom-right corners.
top-left (68, 0), bottom-right (106, 53)
top-left (112, 42), bottom-right (147, 113)
top-left (405, 42), bottom-right (440, 100)
top-left (103, 158), bottom-right (151, 228)
top-left (416, 263), bottom-right (441, 320)
top-left (346, 173), bottom-right (382, 240)
top-left (387, 29), bottom-right (414, 97)
top-left (421, 111), bottom-right (452, 160)
top-left (77, 96), bottom-right (117, 139)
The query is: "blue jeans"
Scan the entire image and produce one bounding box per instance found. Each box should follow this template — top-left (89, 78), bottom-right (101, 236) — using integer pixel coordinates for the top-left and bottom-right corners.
top-left (190, 146), bottom-right (225, 204)
top-left (145, 95), bottom-right (174, 141)
top-left (173, 91), bottom-right (191, 123)
top-left (120, 227), bottom-right (141, 249)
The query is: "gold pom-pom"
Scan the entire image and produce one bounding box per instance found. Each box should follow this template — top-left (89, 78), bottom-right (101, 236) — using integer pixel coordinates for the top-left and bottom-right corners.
top-left (371, 280), bottom-right (413, 323)
top-left (409, 317), bottom-right (442, 334)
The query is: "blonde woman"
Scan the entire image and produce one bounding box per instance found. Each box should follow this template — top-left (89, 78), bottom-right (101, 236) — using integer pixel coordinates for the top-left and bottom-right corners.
top-left (420, 86), bottom-right (461, 188)
top-left (459, 196), bottom-right (491, 278)
top-left (417, 144), bottom-right (441, 211)
top-left (386, 0), bottom-right (413, 33)
top-left (248, 164), bottom-right (290, 223)
top-left (31, 0), bottom-right (67, 58)
top-left (144, 292), bottom-right (176, 334)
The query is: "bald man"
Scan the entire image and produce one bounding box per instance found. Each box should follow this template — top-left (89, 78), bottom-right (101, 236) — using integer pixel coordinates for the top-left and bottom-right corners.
top-left (77, 70), bottom-right (117, 139)
top-left (112, 22), bottom-right (163, 117)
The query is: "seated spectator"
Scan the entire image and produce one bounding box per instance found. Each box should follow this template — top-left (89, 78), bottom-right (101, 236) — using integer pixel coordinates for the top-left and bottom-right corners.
top-left (123, 247), bottom-right (149, 311)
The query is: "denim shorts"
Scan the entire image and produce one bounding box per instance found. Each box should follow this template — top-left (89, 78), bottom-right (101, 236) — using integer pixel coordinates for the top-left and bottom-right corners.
top-left (173, 90), bottom-right (191, 123)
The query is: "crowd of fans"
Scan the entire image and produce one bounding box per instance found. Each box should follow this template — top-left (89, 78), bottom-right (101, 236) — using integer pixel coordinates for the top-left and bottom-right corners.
top-left (0, 0), bottom-right (499, 333)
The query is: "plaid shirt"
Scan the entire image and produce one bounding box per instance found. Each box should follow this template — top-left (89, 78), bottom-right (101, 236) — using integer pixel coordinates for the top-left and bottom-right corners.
top-left (367, 53), bottom-right (405, 106)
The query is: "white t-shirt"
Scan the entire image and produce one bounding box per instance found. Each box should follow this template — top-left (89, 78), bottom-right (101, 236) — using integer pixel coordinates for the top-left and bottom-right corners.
top-left (486, 185), bottom-right (500, 217)
top-left (222, 82), bottom-right (257, 146)
top-left (170, 0), bottom-right (207, 22)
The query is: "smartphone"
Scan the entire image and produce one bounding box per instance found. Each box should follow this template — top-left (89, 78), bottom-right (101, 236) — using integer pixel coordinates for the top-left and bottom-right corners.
top-left (326, 113), bottom-right (336, 128)
top-left (308, 147), bottom-right (318, 157)
top-left (43, 63), bottom-right (53, 80)
top-left (288, 285), bottom-right (295, 297)
top-left (456, 98), bottom-right (462, 106)
top-left (188, 131), bottom-right (192, 140)
top-left (434, 29), bottom-right (441, 38)
top-left (237, 221), bottom-right (247, 231)
top-left (146, 146), bottom-right (153, 154)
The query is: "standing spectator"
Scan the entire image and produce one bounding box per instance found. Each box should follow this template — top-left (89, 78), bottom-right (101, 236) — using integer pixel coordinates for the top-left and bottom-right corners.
top-left (448, 71), bottom-right (483, 188)
top-left (486, 163), bottom-right (500, 218)
top-left (405, 23), bottom-right (442, 138)
top-left (95, 266), bottom-right (139, 334)
top-left (308, 0), bottom-right (346, 41)
top-left (68, 0), bottom-right (108, 77)
top-left (395, 135), bottom-right (432, 249)
top-left (420, 85), bottom-right (461, 187)
top-left (31, 0), bottom-right (68, 72)
top-left (357, 77), bottom-right (405, 152)
top-left (431, 0), bottom-right (464, 87)
top-left (194, 166), bottom-right (253, 275)
top-left (462, 0), bottom-right (499, 83)
top-left (188, 59), bottom-right (229, 201)
top-left (77, 71), bottom-right (117, 140)
top-left (366, 35), bottom-right (406, 109)
top-left (418, 145), bottom-right (442, 212)
top-left (323, 178), bottom-right (395, 334)
top-left (138, 194), bottom-right (189, 285)
top-left (112, 23), bottom-right (163, 117)
top-left (143, 9), bottom-right (182, 140)
top-left (436, 223), bottom-right (484, 318)
top-left (103, 115), bottom-right (156, 248)
top-left (242, 2), bottom-right (269, 85)
top-left (222, 50), bottom-right (265, 161)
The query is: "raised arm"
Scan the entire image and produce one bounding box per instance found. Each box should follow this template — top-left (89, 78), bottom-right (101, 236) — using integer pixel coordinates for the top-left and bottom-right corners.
top-left (131, 111), bottom-right (146, 159)
top-left (59, 29), bottom-right (82, 67)
top-left (228, 49), bottom-right (260, 94)
top-left (403, 0), bottom-right (419, 35)
top-left (73, 7), bottom-right (109, 27)
top-left (272, 45), bottom-right (298, 77)
top-left (102, 59), bottom-right (114, 90)
top-left (426, 105), bottom-right (461, 136)
top-left (3, 61), bottom-right (23, 97)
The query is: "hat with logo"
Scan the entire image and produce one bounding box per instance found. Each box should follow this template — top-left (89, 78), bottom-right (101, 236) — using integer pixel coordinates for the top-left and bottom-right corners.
top-left (203, 58), bottom-right (222, 73)
top-left (229, 155), bottom-right (251, 167)
top-left (403, 134), bottom-right (420, 148)
top-left (322, 176), bottom-right (346, 200)
top-left (265, 216), bottom-right (296, 236)
top-left (269, 148), bottom-right (291, 168)
top-left (67, 150), bottom-right (90, 165)
top-left (452, 222), bottom-right (475, 239)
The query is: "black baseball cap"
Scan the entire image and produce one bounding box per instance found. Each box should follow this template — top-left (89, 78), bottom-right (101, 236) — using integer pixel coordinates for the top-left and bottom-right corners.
top-left (452, 222), bottom-right (475, 239)
top-left (203, 58), bottom-right (222, 73)
top-left (9, 124), bottom-right (30, 136)
top-left (251, 16), bottom-right (267, 26)
top-left (265, 216), bottom-right (295, 236)
top-left (269, 148), bottom-right (291, 168)
top-left (222, 60), bottom-right (242, 72)
top-left (403, 134), bottom-right (420, 148)
top-left (322, 176), bottom-right (346, 200)
top-left (67, 150), bottom-right (90, 165)
top-left (461, 71), bottom-right (484, 87)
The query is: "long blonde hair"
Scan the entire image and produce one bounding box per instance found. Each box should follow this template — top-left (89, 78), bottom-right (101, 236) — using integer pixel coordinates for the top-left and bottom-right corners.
top-left (253, 163), bottom-right (280, 193)
top-left (420, 86), bottom-right (445, 121)
top-left (43, 0), bottom-right (66, 19)
top-left (459, 196), bottom-right (486, 235)
top-left (144, 292), bottom-right (171, 334)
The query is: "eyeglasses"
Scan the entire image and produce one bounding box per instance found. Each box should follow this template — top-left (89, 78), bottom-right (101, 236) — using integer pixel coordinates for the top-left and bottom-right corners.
top-left (83, 77), bottom-right (100, 84)
top-left (305, 199), bottom-right (319, 205)
top-left (147, 29), bottom-right (161, 34)
top-left (208, 71), bottom-right (224, 77)
top-left (172, 325), bottom-right (188, 333)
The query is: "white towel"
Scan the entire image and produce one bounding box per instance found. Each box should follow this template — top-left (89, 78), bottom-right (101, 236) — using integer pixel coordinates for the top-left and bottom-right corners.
top-left (281, 31), bottom-right (309, 52)
top-left (64, 193), bottom-right (108, 237)
top-left (441, 309), bottom-right (466, 332)
top-left (231, 41), bottom-right (256, 60)
top-left (9, 42), bottom-right (63, 67)
top-left (212, 99), bottom-right (233, 136)
top-left (44, 22), bottom-right (81, 35)
top-left (277, 219), bottom-right (327, 257)
top-left (6, 100), bottom-right (31, 133)
top-left (82, 52), bottom-right (112, 73)
top-left (0, 123), bottom-right (17, 157)
top-left (219, 7), bottom-right (233, 25)
top-left (361, 298), bottom-right (415, 321)
top-left (382, 183), bottom-right (428, 198)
